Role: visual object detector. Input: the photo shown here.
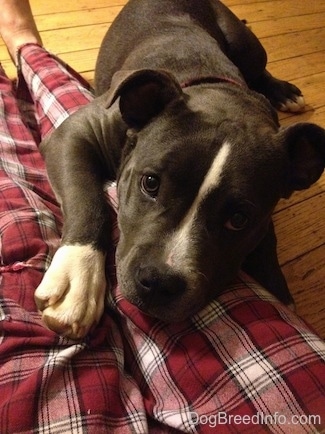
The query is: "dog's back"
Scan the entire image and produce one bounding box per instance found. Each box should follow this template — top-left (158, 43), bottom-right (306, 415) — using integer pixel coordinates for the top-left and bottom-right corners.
top-left (95, 0), bottom-right (241, 94)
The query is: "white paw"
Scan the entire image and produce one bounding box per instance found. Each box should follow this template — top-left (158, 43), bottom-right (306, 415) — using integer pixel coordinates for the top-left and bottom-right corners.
top-left (279, 95), bottom-right (305, 113)
top-left (35, 245), bottom-right (107, 339)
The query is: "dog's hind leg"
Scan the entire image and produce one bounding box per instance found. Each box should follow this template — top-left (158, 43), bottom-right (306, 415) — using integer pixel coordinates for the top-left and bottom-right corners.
top-left (209, 0), bottom-right (305, 112)
top-left (208, 0), bottom-right (267, 82)
top-left (249, 70), bottom-right (305, 112)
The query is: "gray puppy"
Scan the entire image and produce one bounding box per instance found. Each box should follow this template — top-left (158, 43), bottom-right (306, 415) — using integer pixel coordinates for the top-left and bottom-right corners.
top-left (35, 0), bottom-right (325, 339)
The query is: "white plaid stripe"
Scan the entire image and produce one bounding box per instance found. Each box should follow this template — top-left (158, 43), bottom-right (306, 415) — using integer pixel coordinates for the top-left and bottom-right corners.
top-left (20, 55), bottom-right (92, 134)
top-left (122, 318), bottom-right (200, 432)
top-left (38, 346), bottom-right (84, 433)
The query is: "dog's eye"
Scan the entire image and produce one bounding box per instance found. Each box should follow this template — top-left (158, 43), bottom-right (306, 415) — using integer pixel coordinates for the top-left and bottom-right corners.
top-left (224, 212), bottom-right (249, 231)
top-left (141, 174), bottom-right (160, 197)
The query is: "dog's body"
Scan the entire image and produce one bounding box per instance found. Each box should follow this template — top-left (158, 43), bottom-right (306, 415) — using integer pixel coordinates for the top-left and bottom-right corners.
top-left (35, 0), bottom-right (325, 339)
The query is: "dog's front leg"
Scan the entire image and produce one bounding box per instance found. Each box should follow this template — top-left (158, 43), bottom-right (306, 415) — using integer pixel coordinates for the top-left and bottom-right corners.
top-left (35, 131), bottom-right (109, 338)
top-left (35, 101), bottom-right (123, 339)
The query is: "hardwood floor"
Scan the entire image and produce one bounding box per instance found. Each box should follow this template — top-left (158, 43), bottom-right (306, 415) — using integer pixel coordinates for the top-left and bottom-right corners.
top-left (0, 0), bottom-right (324, 337)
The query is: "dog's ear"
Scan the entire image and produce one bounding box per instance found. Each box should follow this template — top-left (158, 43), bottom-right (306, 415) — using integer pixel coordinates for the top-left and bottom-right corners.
top-left (280, 123), bottom-right (325, 197)
top-left (105, 69), bottom-right (184, 128)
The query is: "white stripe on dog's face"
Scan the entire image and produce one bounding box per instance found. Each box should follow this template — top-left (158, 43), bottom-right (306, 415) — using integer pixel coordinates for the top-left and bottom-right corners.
top-left (166, 142), bottom-right (231, 266)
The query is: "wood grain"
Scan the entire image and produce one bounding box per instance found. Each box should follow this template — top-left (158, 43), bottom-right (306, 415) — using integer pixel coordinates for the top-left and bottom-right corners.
top-left (0, 0), bottom-right (324, 338)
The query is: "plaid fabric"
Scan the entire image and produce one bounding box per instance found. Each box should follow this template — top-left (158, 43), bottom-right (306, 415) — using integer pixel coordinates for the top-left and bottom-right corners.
top-left (0, 44), bottom-right (324, 434)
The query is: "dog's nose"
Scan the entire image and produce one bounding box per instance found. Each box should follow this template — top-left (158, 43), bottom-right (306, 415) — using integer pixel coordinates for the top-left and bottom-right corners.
top-left (136, 265), bottom-right (186, 301)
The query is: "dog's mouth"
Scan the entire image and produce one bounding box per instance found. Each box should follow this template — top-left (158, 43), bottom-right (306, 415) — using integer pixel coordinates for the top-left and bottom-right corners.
top-left (124, 290), bottom-right (205, 322)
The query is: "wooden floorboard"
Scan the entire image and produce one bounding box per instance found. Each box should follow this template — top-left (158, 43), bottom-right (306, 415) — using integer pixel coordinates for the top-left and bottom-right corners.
top-left (1, 0), bottom-right (324, 338)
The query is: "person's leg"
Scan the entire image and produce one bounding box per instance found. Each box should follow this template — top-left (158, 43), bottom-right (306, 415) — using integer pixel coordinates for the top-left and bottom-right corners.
top-left (0, 44), bottom-right (59, 313)
top-left (0, 0), bottom-right (96, 306)
top-left (0, 1), bottom-right (40, 161)
top-left (0, 0), bottom-right (42, 64)
top-left (0, 62), bottom-right (37, 168)
top-left (17, 44), bottom-right (94, 139)
top-left (0, 0), bottom-right (94, 140)
top-left (0, 61), bottom-right (143, 434)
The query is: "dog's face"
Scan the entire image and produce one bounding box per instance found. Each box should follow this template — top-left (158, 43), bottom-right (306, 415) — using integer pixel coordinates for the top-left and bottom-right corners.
top-left (115, 85), bottom-right (284, 320)
top-left (107, 70), bottom-right (324, 321)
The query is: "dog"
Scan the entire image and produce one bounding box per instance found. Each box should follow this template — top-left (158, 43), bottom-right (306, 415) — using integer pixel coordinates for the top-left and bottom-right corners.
top-left (35, 0), bottom-right (325, 339)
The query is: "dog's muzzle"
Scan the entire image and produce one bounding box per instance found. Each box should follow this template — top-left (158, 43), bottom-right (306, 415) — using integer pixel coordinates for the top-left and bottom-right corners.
top-left (135, 264), bottom-right (186, 306)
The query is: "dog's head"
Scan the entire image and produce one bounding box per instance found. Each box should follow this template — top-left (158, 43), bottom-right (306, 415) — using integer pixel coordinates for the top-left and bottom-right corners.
top-left (106, 69), bottom-right (325, 321)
